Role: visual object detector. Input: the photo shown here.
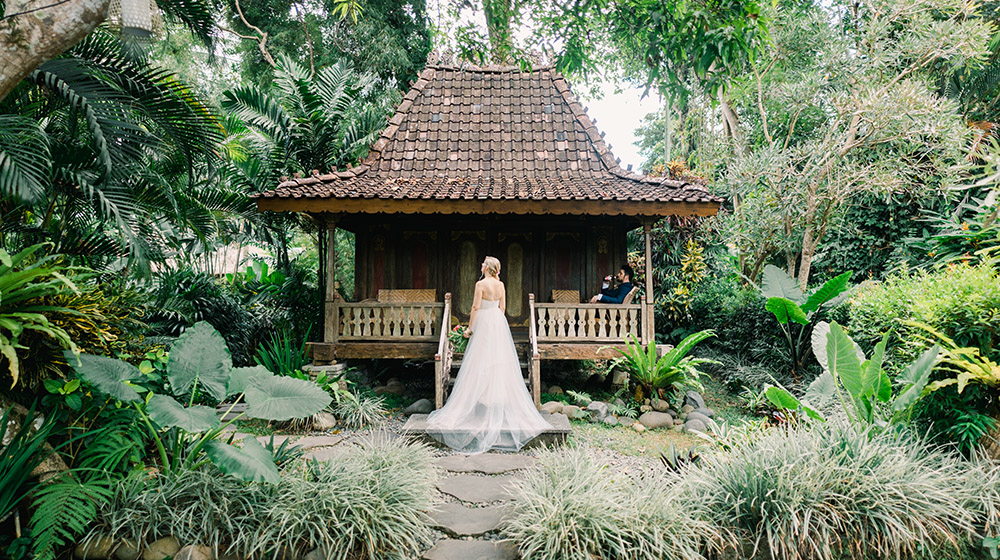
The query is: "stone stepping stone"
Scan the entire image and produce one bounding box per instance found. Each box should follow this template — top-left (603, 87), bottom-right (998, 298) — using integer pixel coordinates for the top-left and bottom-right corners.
top-left (438, 474), bottom-right (516, 503)
top-left (290, 435), bottom-right (344, 449)
top-left (435, 454), bottom-right (535, 475)
top-left (428, 503), bottom-right (509, 537)
top-left (302, 447), bottom-right (342, 461)
top-left (421, 539), bottom-right (518, 560)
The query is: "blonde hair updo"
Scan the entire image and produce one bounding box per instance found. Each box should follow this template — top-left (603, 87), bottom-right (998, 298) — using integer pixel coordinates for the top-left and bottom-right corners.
top-left (483, 256), bottom-right (501, 278)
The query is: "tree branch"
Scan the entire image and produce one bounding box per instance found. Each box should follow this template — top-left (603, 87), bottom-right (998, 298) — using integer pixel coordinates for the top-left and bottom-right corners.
top-left (231, 0), bottom-right (275, 68)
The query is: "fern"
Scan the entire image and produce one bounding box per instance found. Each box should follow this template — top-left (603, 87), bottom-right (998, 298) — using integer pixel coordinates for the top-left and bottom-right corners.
top-left (30, 475), bottom-right (113, 560)
top-left (565, 390), bottom-right (593, 406)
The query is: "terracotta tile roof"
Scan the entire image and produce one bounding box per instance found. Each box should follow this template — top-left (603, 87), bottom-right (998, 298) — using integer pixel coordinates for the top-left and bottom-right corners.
top-left (257, 64), bottom-right (721, 211)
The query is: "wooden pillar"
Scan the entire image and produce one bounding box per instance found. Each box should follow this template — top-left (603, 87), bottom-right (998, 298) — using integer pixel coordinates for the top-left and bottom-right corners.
top-left (643, 222), bottom-right (654, 344)
top-left (324, 220), bottom-right (338, 346)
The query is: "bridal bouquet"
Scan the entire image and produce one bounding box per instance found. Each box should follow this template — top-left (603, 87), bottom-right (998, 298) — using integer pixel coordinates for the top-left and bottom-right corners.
top-left (449, 325), bottom-right (470, 353)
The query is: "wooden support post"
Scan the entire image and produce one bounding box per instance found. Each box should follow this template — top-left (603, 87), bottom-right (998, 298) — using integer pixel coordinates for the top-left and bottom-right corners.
top-left (643, 222), bottom-right (654, 344)
top-left (324, 221), bottom-right (338, 347)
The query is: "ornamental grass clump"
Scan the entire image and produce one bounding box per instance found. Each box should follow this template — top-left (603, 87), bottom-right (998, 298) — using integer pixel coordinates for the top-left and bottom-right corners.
top-left (96, 435), bottom-right (436, 560)
top-left (675, 422), bottom-right (987, 560)
top-left (503, 447), bottom-right (725, 560)
top-left (251, 433), bottom-right (436, 560)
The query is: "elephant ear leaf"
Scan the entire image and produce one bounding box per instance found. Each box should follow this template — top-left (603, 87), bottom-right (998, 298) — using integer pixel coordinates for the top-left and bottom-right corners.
top-left (766, 297), bottom-right (808, 325)
top-left (203, 437), bottom-right (279, 483)
top-left (893, 345), bottom-right (941, 413)
top-left (812, 321), bottom-right (832, 371)
top-left (146, 394), bottom-right (220, 433)
top-left (864, 334), bottom-right (891, 403)
top-left (762, 265), bottom-right (803, 303)
top-left (827, 322), bottom-right (865, 400)
top-left (801, 271), bottom-right (852, 313)
top-left (244, 375), bottom-right (332, 421)
top-left (228, 365), bottom-right (273, 396)
top-left (764, 386), bottom-right (825, 421)
top-left (64, 351), bottom-right (142, 402)
top-left (167, 321), bottom-right (231, 402)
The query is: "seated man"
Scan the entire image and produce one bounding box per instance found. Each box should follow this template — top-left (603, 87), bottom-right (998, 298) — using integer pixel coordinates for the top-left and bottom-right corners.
top-left (589, 264), bottom-right (634, 303)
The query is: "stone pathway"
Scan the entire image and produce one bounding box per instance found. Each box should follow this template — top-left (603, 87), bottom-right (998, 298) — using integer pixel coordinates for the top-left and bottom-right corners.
top-left (421, 453), bottom-right (536, 560)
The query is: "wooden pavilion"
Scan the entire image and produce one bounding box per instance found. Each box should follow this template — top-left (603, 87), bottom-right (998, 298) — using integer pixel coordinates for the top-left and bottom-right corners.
top-left (256, 61), bottom-right (722, 408)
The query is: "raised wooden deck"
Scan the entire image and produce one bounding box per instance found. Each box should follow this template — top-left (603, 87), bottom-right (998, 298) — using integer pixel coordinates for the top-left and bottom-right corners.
top-left (310, 292), bottom-right (653, 410)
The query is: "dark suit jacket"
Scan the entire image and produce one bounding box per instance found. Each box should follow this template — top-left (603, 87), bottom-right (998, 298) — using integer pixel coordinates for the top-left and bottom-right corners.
top-left (599, 281), bottom-right (633, 304)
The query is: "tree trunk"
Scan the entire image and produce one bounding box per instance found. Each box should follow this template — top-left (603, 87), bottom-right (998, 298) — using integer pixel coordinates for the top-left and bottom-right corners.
top-left (0, 0), bottom-right (110, 103)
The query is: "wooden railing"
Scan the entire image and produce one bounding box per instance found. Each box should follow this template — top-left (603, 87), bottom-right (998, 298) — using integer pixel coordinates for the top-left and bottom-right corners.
top-left (528, 294), bottom-right (541, 407)
top-left (434, 293), bottom-right (452, 409)
top-left (331, 300), bottom-right (444, 342)
top-left (532, 295), bottom-right (648, 343)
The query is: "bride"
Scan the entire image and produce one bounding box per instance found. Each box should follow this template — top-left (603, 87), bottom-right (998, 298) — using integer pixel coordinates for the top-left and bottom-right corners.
top-left (426, 256), bottom-right (551, 454)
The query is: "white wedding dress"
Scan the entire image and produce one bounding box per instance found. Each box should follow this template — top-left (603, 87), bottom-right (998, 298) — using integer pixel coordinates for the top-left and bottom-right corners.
top-left (426, 299), bottom-right (551, 454)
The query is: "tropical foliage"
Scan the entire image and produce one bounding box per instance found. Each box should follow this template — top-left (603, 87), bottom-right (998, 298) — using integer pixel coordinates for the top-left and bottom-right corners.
top-left (66, 321), bottom-right (330, 482)
top-left (614, 330), bottom-right (717, 402)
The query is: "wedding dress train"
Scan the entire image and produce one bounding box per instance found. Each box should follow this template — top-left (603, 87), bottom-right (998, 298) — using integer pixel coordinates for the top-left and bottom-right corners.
top-left (425, 299), bottom-right (551, 453)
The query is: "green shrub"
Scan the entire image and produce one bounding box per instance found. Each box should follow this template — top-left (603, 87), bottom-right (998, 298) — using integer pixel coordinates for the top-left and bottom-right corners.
top-left (847, 263), bottom-right (1000, 370)
top-left (503, 447), bottom-right (725, 560)
top-left (675, 423), bottom-right (992, 560)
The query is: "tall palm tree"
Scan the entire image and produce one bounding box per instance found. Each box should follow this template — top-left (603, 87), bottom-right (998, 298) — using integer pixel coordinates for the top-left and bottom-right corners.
top-left (219, 55), bottom-right (398, 269)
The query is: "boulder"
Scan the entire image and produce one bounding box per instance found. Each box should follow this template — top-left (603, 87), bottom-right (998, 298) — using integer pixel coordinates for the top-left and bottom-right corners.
top-left (684, 419), bottom-right (708, 433)
top-left (312, 412), bottom-right (337, 430)
top-left (695, 407), bottom-right (716, 419)
top-left (639, 405), bottom-right (652, 413)
top-left (540, 401), bottom-right (564, 414)
top-left (547, 385), bottom-right (564, 395)
top-left (304, 549), bottom-right (327, 560)
top-left (142, 537), bottom-right (180, 560)
top-left (665, 408), bottom-right (678, 418)
top-left (114, 540), bottom-right (141, 560)
top-left (74, 535), bottom-right (115, 560)
top-left (374, 383), bottom-right (405, 396)
top-left (686, 411), bottom-right (712, 426)
top-left (174, 546), bottom-right (212, 560)
top-left (602, 415), bottom-right (620, 427)
top-left (632, 422), bottom-right (646, 433)
top-left (638, 411), bottom-right (674, 430)
top-left (681, 404), bottom-right (696, 414)
top-left (561, 405), bottom-right (589, 421)
top-left (585, 401), bottom-right (609, 422)
top-left (609, 367), bottom-right (629, 387)
top-left (403, 398), bottom-right (434, 416)
top-left (612, 397), bottom-right (626, 407)
top-left (684, 391), bottom-right (706, 410)
top-left (651, 398), bottom-right (670, 412)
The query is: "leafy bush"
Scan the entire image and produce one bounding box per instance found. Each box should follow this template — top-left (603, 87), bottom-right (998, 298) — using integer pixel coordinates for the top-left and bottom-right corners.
top-left (98, 435), bottom-right (436, 560)
top-left (681, 276), bottom-right (793, 387)
top-left (675, 423), bottom-right (992, 560)
top-left (847, 263), bottom-right (1000, 370)
top-left (846, 264), bottom-right (1000, 450)
top-left (503, 447), bottom-right (724, 560)
top-left (255, 327), bottom-right (310, 376)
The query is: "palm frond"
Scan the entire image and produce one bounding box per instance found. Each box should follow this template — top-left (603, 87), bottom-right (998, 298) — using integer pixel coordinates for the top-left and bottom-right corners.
top-left (0, 115), bottom-right (51, 203)
top-left (154, 0), bottom-right (216, 50)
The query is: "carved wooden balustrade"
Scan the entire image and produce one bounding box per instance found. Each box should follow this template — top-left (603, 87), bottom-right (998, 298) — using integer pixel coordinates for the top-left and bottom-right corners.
top-left (532, 295), bottom-right (649, 344)
top-left (331, 300), bottom-right (444, 342)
